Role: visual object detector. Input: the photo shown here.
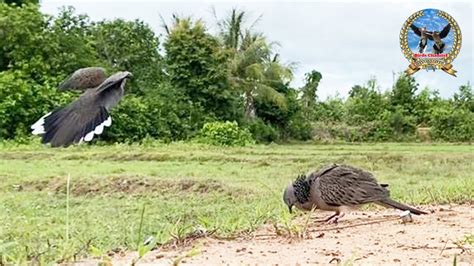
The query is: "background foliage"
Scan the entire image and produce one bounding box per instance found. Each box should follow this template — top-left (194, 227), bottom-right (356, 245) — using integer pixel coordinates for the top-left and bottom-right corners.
top-left (0, 3), bottom-right (472, 143)
top-left (196, 121), bottom-right (254, 146)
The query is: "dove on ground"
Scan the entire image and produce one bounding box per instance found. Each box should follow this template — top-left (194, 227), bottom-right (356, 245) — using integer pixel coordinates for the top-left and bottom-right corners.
top-left (31, 67), bottom-right (132, 147)
top-left (283, 164), bottom-right (428, 223)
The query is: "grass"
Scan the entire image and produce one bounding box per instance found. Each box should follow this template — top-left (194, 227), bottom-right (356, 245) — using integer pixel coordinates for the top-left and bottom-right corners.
top-left (0, 142), bottom-right (472, 263)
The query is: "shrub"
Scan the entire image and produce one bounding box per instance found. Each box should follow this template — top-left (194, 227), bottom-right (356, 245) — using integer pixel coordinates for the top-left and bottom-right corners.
top-left (373, 108), bottom-right (416, 141)
top-left (311, 121), bottom-right (376, 142)
top-left (104, 90), bottom-right (209, 143)
top-left (243, 118), bottom-right (280, 143)
top-left (197, 121), bottom-right (254, 146)
top-left (285, 112), bottom-right (313, 141)
top-left (0, 71), bottom-right (72, 140)
top-left (431, 105), bottom-right (473, 142)
top-left (103, 96), bottom-right (151, 143)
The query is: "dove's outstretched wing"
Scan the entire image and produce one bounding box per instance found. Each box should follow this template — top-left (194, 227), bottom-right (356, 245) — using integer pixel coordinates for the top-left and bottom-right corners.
top-left (32, 71), bottom-right (132, 147)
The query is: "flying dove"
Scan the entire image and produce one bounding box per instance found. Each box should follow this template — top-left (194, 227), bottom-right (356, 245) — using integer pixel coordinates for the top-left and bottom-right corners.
top-left (31, 67), bottom-right (132, 147)
top-left (283, 164), bottom-right (427, 223)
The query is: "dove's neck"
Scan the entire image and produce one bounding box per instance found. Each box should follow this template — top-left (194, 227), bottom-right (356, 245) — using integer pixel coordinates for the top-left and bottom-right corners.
top-left (293, 178), bottom-right (310, 204)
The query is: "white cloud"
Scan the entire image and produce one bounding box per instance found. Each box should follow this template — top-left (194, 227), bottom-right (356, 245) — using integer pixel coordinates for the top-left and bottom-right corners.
top-left (41, 0), bottom-right (473, 99)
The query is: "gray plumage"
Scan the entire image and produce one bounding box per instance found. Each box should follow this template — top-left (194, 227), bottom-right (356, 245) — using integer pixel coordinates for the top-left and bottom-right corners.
top-left (283, 164), bottom-right (427, 223)
top-left (31, 69), bottom-right (132, 147)
top-left (58, 67), bottom-right (107, 91)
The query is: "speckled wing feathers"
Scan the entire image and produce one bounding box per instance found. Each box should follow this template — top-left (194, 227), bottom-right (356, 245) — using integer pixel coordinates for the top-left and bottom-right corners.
top-left (310, 165), bottom-right (389, 207)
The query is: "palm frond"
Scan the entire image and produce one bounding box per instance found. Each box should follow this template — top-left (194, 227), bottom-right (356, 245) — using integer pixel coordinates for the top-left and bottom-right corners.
top-left (255, 83), bottom-right (288, 109)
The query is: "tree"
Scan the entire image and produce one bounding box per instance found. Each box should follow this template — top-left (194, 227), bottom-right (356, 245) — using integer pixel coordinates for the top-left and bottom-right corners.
top-left (164, 18), bottom-right (239, 122)
top-left (377, 106), bottom-right (416, 139)
top-left (453, 82), bottom-right (474, 112)
top-left (301, 70), bottom-right (322, 108)
top-left (0, 5), bottom-right (100, 81)
top-left (431, 103), bottom-right (473, 142)
top-left (92, 19), bottom-right (163, 95)
top-left (0, 3), bottom-right (46, 73)
top-left (232, 33), bottom-right (292, 119)
top-left (346, 78), bottom-right (387, 124)
top-left (313, 95), bottom-right (346, 122)
top-left (217, 9), bottom-right (292, 119)
top-left (1, 0), bottom-right (38, 6)
top-left (391, 73), bottom-right (418, 113)
top-left (46, 7), bottom-right (101, 79)
top-left (413, 87), bottom-right (442, 126)
top-left (0, 5), bottom-right (94, 139)
top-left (0, 70), bottom-right (73, 139)
top-left (215, 8), bottom-right (246, 49)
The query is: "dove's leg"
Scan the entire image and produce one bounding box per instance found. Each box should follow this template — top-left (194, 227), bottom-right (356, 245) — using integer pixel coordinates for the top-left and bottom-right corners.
top-left (326, 212), bottom-right (345, 224)
top-left (323, 213), bottom-right (338, 222)
top-left (313, 213), bottom-right (338, 223)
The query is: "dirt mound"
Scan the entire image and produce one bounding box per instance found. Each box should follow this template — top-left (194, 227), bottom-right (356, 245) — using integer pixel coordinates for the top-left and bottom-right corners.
top-left (18, 176), bottom-right (228, 196)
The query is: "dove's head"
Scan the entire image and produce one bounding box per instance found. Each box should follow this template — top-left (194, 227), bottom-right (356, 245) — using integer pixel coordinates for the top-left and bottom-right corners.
top-left (283, 183), bottom-right (297, 213)
top-left (123, 71), bottom-right (133, 79)
top-left (283, 174), bottom-right (310, 213)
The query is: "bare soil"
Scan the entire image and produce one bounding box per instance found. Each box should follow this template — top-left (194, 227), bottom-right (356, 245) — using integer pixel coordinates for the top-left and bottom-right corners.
top-left (81, 204), bottom-right (473, 265)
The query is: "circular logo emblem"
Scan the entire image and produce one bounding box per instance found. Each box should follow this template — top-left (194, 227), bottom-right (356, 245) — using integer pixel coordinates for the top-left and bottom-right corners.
top-left (400, 8), bottom-right (462, 76)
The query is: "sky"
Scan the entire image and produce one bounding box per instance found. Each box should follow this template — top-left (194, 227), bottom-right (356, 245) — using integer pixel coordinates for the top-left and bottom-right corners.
top-left (40, 0), bottom-right (473, 99)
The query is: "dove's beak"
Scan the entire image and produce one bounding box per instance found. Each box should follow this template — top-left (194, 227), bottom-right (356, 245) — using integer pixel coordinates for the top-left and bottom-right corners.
top-left (288, 205), bottom-right (293, 214)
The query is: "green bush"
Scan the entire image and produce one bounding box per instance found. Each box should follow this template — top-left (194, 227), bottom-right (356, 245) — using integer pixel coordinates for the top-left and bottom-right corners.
top-left (244, 118), bottom-right (280, 143)
top-left (0, 71), bottom-right (72, 140)
top-left (373, 108), bottom-right (416, 141)
top-left (286, 112), bottom-right (313, 141)
top-left (197, 121), bottom-right (254, 146)
top-left (104, 88), bottom-right (209, 143)
top-left (431, 105), bottom-right (473, 142)
top-left (311, 122), bottom-right (376, 142)
top-left (103, 96), bottom-right (151, 143)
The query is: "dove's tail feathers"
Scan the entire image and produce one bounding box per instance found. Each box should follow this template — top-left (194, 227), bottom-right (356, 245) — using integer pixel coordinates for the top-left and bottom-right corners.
top-left (376, 198), bottom-right (428, 215)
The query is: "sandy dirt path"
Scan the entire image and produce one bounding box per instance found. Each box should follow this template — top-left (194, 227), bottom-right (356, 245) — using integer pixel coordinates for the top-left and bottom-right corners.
top-left (81, 204), bottom-right (473, 265)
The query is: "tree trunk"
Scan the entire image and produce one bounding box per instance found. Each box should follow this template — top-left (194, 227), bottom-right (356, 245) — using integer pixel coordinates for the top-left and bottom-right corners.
top-left (244, 91), bottom-right (256, 119)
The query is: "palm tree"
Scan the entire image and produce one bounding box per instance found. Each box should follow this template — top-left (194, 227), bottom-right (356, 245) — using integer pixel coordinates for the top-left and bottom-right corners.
top-left (216, 8), bottom-right (292, 119)
top-left (216, 8), bottom-right (244, 49)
